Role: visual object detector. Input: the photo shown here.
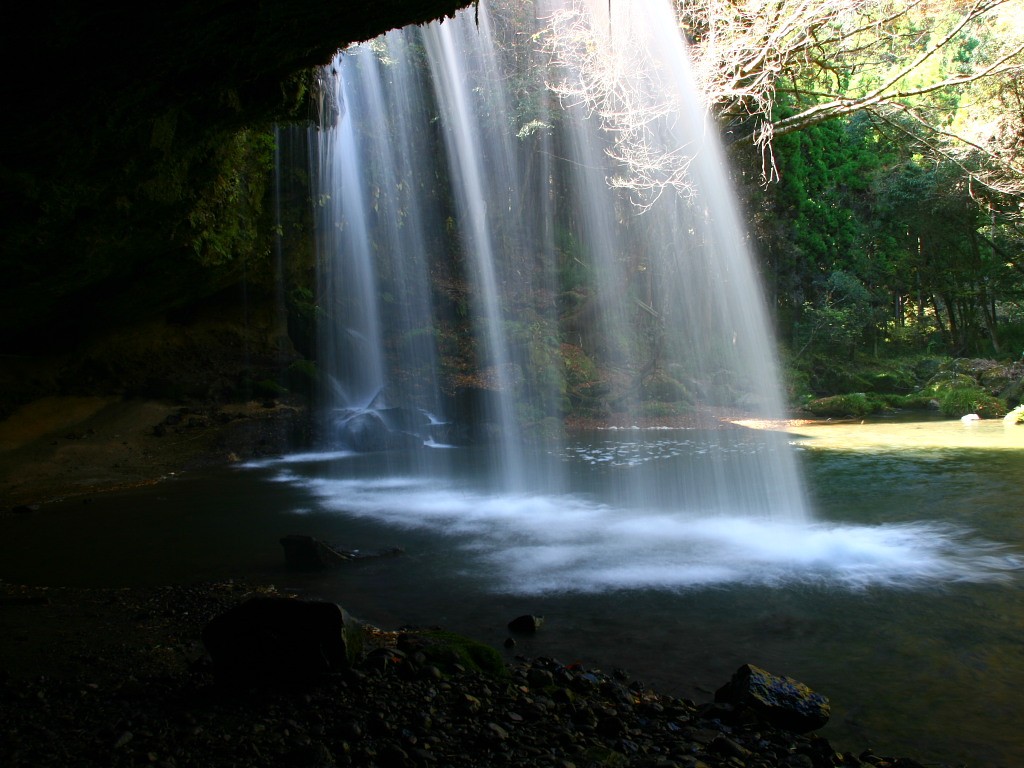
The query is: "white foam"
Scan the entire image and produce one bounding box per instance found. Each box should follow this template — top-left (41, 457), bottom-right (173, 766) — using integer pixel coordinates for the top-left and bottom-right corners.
top-left (239, 450), bottom-right (355, 469)
top-left (286, 475), bottom-right (1022, 594)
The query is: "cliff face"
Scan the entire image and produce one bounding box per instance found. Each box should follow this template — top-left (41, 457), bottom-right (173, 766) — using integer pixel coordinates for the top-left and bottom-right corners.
top-left (0, 1), bottom-right (471, 355)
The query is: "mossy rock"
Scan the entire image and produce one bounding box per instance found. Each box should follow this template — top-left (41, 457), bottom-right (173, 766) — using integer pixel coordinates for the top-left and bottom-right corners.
top-left (867, 370), bottom-right (916, 394)
top-left (932, 385), bottom-right (1005, 418)
top-left (812, 368), bottom-right (872, 394)
top-left (641, 371), bottom-right (690, 403)
top-left (926, 372), bottom-right (979, 391)
top-left (561, 343), bottom-right (600, 390)
top-left (913, 357), bottom-right (944, 382)
top-left (397, 630), bottom-right (508, 679)
top-left (804, 393), bottom-right (877, 417)
top-left (941, 358), bottom-right (1004, 379)
top-left (888, 393), bottom-right (937, 411)
top-left (284, 359), bottom-right (318, 397)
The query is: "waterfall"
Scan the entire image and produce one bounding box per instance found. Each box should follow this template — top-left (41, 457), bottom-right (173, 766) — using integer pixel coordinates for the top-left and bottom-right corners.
top-left (309, 0), bottom-right (809, 522)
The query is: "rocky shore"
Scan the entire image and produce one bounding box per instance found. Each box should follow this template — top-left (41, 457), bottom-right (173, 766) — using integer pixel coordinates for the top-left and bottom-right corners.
top-left (0, 580), bottom-right (933, 768)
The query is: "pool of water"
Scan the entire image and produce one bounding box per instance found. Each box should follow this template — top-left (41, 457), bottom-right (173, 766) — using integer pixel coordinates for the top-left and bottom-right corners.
top-left (2, 417), bottom-right (1022, 766)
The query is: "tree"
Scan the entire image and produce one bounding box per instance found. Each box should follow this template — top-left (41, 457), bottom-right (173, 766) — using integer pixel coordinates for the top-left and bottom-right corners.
top-left (539, 0), bottom-right (1024, 200)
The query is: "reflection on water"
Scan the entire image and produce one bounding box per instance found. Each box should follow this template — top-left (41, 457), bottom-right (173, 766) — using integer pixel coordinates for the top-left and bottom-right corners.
top-left (1, 417), bottom-right (1023, 766)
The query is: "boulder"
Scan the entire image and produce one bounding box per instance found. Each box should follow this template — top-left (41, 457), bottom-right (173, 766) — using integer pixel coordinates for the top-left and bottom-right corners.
top-left (339, 410), bottom-right (390, 452)
top-left (202, 597), bottom-right (362, 686)
top-left (337, 408), bottom-right (427, 451)
top-left (376, 406), bottom-right (431, 434)
top-left (714, 663), bottom-right (830, 733)
top-left (804, 393), bottom-right (873, 418)
top-left (279, 534), bottom-right (351, 571)
top-left (507, 614), bottom-right (544, 634)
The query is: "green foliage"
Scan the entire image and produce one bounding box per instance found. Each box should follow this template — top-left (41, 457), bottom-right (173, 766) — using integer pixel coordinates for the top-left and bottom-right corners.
top-left (555, 226), bottom-right (589, 292)
top-left (186, 129), bottom-right (277, 268)
top-left (793, 269), bottom-right (875, 361)
top-left (925, 379), bottom-right (1005, 418)
top-left (560, 343), bottom-right (605, 413)
top-left (995, 320), bottom-right (1024, 361)
top-left (506, 317), bottom-right (564, 419)
top-left (284, 359), bottom-right (319, 398)
top-left (745, 55), bottom-right (1024, 366)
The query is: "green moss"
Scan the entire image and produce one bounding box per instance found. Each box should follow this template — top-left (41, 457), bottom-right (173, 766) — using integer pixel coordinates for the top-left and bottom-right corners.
top-left (284, 359), bottom-right (318, 398)
top-left (401, 630), bottom-right (508, 679)
top-left (887, 393), bottom-right (936, 410)
top-left (804, 393), bottom-right (877, 417)
top-left (924, 374), bottom-right (1006, 418)
top-left (932, 384), bottom-right (1005, 418)
top-left (641, 371), bottom-right (690, 403)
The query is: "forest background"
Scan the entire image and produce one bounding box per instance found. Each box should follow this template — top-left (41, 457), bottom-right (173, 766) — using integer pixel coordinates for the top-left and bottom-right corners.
top-left (1, 0), bottom-right (1022, 427)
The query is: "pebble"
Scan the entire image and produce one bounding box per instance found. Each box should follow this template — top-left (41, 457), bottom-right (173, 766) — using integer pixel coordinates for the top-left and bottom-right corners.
top-left (0, 583), bottom-right (934, 768)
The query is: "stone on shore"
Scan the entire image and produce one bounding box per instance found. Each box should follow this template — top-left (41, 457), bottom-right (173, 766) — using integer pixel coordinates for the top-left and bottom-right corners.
top-left (201, 596), bottom-right (362, 685)
top-left (714, 663), bottom-right (830, 733)
top-left (507, 614), bottom-right (544, 633)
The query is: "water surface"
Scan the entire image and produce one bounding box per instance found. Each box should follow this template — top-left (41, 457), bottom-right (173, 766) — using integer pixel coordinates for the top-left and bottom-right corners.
top-left (2, 417), bottom-right (1022, 766)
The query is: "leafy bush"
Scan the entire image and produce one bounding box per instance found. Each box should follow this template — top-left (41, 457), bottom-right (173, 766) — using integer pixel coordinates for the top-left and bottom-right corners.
top-left (929, 383), bottom-right (1005, 418)
top-left (793, 271), bottom-right (873, 361)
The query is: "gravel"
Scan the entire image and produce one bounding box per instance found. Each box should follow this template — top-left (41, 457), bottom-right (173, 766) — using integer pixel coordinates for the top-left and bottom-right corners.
top-left (0, 581), bottom-right (934, 768)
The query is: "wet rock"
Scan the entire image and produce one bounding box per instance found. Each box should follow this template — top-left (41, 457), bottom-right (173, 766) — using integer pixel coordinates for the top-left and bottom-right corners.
top-left (508, 614), bottom-right (544, 634)
top-left (339, 410), bottom-right (391, 452)
top-left (708, 734), bottom-right (751, 759)
top-left (486, 722), bottom-right (510, 740)
top-left (201, 597), bottom-right (362, 686)
top-left (527, 667), bottom-right (555, 688)
top-left (376, 406), bottom-right (431, 435)
top-left (1, 581), bottom-right (939, 768)
top-left (279, 535), bottom-right (351, 571)
top-left (714, 664), bottom-right (830, 733)
top-left (337, 408), bottom-right (426, 451)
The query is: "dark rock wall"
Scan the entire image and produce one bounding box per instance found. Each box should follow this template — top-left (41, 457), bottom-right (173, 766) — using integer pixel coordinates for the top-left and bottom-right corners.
top-left (0, 1), bottom-right (471, 356)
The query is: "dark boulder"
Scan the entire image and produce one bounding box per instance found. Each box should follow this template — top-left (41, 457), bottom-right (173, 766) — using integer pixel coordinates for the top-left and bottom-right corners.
top-left (337, 409), bottom-right (426, 451)
top-left (714, 663), bottom-right (830, 733)
top-left (507, 614), bottom-right (544, 634)
top-left (376, 406), bottom-right (431, 434)
top-left (340, 410), bottom-right (391, 452)
top-left (201, 597), bottom-right (362, 686)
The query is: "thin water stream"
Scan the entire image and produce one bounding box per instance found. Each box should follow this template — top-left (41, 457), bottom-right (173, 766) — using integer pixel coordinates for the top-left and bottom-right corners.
top-left (2, 417), bottom-right (1022, 766)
